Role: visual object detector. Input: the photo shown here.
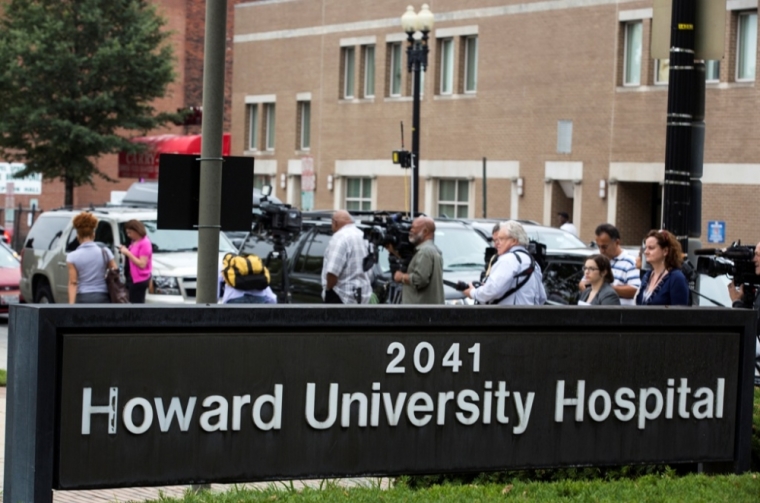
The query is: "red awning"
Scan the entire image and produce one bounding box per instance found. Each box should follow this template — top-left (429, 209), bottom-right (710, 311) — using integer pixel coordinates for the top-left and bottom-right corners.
top-left (118, 133), bottom-right (231, 179)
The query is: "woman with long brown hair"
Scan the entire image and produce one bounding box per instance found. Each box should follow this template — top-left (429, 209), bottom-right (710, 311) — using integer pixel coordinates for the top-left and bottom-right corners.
top-left (635, 229), bottom-right (689, 306)
top-left (66, 212), bottom-right (117, 304)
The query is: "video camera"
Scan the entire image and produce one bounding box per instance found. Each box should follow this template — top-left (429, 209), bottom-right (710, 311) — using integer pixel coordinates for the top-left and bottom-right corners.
top-left (361, 213), bottom-right (415, 275)
top-left (695, 242), bottom-right (760, 296)
top-left (257, 186), bottom-right (303, 243)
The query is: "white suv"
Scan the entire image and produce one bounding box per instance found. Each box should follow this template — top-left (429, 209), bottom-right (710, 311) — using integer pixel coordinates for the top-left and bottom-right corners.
top-left (20, 207), bottom-right (236, 304)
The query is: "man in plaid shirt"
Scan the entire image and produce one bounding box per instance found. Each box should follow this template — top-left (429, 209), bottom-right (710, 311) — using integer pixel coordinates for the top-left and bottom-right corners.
top-left (321, 210), bottom-right (372, 304)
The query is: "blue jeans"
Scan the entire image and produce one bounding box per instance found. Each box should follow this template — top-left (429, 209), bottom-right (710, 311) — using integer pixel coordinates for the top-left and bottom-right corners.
top-left (226, 295), bottom-right (269, 304)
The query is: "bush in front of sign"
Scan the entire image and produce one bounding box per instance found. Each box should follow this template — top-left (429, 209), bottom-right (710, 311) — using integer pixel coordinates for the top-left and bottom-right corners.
top-left (753, 387), bottom-right (760, 471)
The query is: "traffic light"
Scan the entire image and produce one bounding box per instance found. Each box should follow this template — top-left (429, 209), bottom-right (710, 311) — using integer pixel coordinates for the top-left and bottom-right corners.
top-left (392, 150), bottom-right (411, 168)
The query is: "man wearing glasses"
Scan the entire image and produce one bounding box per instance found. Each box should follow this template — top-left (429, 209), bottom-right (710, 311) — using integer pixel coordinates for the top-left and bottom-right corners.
top-left (581, 223), bottom-right (640, 306)
top-left (727, 241), bottom-right (760, 381)
top-left (463, 220), bottom-right (546, 305)
top-left (322, 210), bottom-right (372, 304)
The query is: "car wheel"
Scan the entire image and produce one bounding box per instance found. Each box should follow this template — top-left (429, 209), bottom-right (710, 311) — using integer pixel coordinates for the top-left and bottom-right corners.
top-left (34, 281), bottom-right (55, 304)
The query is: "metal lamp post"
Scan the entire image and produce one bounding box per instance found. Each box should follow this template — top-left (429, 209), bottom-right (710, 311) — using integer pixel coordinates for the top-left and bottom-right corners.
top-left (401, 4), bottom-right (434, 216)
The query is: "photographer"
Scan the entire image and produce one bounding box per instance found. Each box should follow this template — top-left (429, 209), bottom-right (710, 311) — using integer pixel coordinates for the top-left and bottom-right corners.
top-left (322, 210), bottom-right (371, 304)
top-left (727, 241), bottom-right (760, 362)
top-left (464, 221), bottom-right (546, 305)
top-left (393, 216), bottom-right (444, 305)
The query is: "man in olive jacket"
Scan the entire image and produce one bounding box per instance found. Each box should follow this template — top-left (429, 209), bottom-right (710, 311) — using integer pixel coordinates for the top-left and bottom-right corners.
top-left (393, 216), bottom-right (444, 304)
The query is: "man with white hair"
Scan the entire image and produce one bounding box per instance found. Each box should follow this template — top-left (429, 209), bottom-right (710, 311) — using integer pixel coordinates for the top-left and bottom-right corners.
top-left (464, 220), bottom-right (546, 305)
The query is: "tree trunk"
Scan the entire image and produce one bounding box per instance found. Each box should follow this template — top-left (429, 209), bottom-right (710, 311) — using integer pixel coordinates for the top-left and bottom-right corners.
top-left (65, 175), bottom-right (74, 208)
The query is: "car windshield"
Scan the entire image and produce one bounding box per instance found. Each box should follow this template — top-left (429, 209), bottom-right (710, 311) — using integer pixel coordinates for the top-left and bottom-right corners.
top-left (696, 274), bottom-right (731, 307)
top-left (0, 244), bottom-right (18, 268)
top-left (140, 221), bottom-right (236, 253)
top-left (379, 227), bottom-right (488, 272)
top-left (529, 229), bottom-right (587, 249)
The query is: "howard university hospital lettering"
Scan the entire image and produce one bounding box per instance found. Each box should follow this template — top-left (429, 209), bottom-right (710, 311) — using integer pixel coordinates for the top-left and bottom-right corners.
top-left (80, 341), bottom-right (729, 437)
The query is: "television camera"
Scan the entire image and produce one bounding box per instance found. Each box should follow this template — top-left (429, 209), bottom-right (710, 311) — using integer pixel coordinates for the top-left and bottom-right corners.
top-left (361, 213), bottom-right (415, 276)
top-left (255, 185), bottom-right (304, 303)
top-left (695, 241), bottom-right (760, 308)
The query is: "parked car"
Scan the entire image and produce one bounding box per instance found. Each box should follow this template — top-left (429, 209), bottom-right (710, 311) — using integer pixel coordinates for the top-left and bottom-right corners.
top-left (119, 180), bottom-right (281, 250)
top-left (19, 207), bottom-right (236, 304)
top-left (239, 214), bottom-right (488, 304)
top-left (0, 240), bottom-right (21, 312)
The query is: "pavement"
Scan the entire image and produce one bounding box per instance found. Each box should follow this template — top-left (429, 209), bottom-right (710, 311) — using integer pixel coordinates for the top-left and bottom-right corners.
top-left (0, 319), bottom-right (388, 502)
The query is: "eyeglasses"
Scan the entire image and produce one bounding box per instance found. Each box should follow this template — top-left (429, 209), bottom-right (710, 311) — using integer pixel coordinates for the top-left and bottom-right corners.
top-left (582, 266), bottom-right (599, 272)
top-left (493, 236), bottom-right (512, 244)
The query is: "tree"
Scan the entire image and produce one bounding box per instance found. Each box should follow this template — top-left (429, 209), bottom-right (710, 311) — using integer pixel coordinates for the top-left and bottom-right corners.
top-left (0, 0), bottom-right (178, 206)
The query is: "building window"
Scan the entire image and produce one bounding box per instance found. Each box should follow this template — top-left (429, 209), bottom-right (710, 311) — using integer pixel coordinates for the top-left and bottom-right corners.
top-left (253, 175), bottom-right (271, 190)
top-left (464, 36), bottom-right (478, 93)
top-left (705, 60), bottom-right (720, 82)
top-left (298, 101), bottom-right (310, 151)
top-left (345, 178), bottom-right (372, 211)
top-left (557, 120), bottom-right (573, 154)
top-left (247, 104), bottom-right (259, 151)
top-left (363, 45), bottom-right (375, 98)
top-left (440, 38), bottom-right (454, 94)
top-left (654, 59), bottom-right (669, 85)
top-left (736, 12), bottom-right (757, 81)
top-left (623, 21), bottom-right (643, 86)
top-left (264, 103), bottom-right (276, 151)
top-left (343, 47), bottom-right (356, 98)
top-left (389, 42), bottom-right (403, 97)
top-left (438, 179), bottom-right (469, 218)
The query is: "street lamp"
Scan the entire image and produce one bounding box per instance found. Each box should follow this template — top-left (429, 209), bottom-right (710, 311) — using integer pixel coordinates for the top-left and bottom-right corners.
top-left (401, 4), bottom-right (434, 216)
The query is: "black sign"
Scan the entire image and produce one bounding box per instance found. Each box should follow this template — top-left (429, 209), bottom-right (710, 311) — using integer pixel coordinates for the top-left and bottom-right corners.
top-left (4, 306), bottom-right (757, 501)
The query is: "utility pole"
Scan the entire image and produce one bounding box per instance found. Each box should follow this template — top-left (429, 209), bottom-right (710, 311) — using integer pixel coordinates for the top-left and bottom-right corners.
top-left (196, 0), bottom-right (227, 305)
top-left (662, 0), bottom-right (696, 253)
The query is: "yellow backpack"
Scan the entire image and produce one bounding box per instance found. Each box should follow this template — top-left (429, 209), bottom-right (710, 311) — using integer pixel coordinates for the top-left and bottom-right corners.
top-left (222, 253), bottom-right (271, 291)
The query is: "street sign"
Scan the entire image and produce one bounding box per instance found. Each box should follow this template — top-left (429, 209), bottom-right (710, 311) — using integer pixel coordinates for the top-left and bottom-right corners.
top-left (4, 305), bottom-right (756, 502)
top-left (651, 0), bottom-right (726, 60)
top-left (707, 220), bottom-right (726, 244)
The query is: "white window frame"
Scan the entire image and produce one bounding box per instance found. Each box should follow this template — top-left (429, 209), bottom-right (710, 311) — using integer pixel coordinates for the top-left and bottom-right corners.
top-left (344, 177), bottom-right (372, 211)
top-left (654, 59), bottom-right (669, 85)
top-left (389, 42), bottom-right (403, 97)
top-left (623, 21), bottom-right (643, 86)
top-left (344, 46), bottom-right (356, 98)
top-left (264, 103), bottom-right (276, 151)
top-left (705, 60), bottom-right (721, 82)
top-left (299, 101), bottom-right (310, 151)
top-left (437, 179), bottom-right (470, 218)
top-left (440, 38), bottom-right (454, 95)
top-left (464, 35), bottom-right (478, 93)
top-left (736, 11), bottom-right (757, 82)
top-left (363, 44), bottom-right (375, 98)
top-left (247, 104), bottom-right (259, 151)
top-left (253, 174), bottom-right (271, 190)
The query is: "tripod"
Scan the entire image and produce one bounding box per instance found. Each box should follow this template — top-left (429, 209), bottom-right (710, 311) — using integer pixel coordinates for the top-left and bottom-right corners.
top-left (265, 233), bottom-right (293, 304)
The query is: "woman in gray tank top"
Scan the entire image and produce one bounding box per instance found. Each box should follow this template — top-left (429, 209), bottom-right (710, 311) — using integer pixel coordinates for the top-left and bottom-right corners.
top-left (66, 212), bottom-right (117, 304)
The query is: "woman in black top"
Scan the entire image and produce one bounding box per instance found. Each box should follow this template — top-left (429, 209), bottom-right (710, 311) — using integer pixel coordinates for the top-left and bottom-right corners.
top-left (578, 254), bottom-right (621, 306)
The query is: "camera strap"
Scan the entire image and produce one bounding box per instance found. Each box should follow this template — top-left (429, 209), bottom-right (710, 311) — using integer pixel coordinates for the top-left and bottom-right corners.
top-left (490, 249), bottom-right (535, 305)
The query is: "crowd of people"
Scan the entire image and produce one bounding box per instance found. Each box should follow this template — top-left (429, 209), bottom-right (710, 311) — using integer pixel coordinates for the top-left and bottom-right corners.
top-left (318, 214), bottom-right (704, 309)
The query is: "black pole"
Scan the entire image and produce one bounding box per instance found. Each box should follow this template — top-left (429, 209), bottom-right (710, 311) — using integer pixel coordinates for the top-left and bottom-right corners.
top-left (662, 0), bottom-right (696, 254)
top-left (406, 31), bottom-right (429, 216)
top-left (482, 157), bottom-right (487, 218)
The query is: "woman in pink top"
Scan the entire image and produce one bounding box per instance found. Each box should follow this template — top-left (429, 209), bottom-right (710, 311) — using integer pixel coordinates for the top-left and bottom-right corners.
top-left (119, 219), bottom-right (153, 303)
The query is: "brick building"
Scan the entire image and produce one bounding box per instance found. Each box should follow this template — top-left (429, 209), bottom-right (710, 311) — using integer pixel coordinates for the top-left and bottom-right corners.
top-left (232, 0), bottom-right (760, 245)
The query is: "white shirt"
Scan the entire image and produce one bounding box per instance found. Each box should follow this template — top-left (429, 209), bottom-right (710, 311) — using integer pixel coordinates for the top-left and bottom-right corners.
top-left (560, 222), bottom-right (578, 238)
top-left (321, 224), bottom-right (372, 304)
top-left (472, 246), bottom-right (547, 306)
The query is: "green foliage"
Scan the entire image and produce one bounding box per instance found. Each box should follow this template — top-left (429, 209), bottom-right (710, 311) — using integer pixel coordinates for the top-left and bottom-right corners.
top-left (0, 369), bottom-right (6, 387)
top-left (0, 0), bottom-right (178, 205)
top-left (143, 474), bottom-right (760, 502)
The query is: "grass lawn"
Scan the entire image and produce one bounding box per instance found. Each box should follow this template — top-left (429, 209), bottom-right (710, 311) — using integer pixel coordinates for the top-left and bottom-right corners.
top-left (147, 473), bottom-right (760, 502)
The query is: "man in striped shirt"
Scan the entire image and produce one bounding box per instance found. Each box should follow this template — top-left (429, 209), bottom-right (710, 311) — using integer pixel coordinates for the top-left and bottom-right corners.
top-left (580, 223), bottom-right (641, 306)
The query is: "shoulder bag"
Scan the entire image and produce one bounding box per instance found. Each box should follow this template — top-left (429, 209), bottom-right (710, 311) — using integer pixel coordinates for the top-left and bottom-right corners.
top-left (102, 248), bottom-right (130, 304)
